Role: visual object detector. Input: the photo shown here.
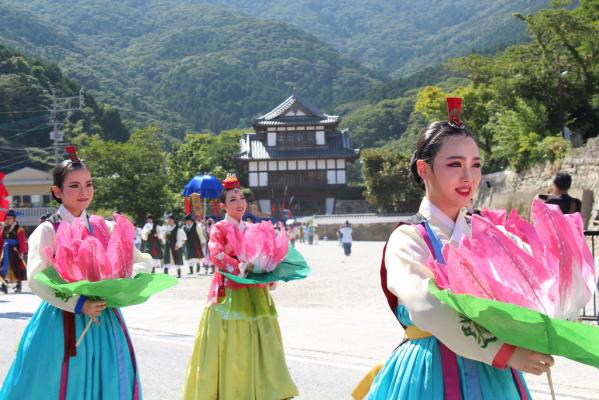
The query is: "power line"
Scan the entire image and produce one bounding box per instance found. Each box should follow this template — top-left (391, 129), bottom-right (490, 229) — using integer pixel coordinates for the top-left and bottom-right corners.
top-left (0, 110), bottom-right (47, 114)
top-left (2, 123), bottom-right (52, 141)
top-left (49, 88), bottom-right (85, 163)
top-left (0, 114), bottom-right (49, 129)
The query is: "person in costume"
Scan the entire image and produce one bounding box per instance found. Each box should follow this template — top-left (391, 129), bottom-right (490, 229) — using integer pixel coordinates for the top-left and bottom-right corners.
top-left (0, 146), bottom-right (151, 400)
top-left (361, 99), bottom-right (555, 400)
top-left (183, 215), bottom-right (207, 274)
top-left (162, 214), bottom-right (186, 278)
top-left (183, 174), bottom-right (298, 400)
top-left (141, 213), bottom-right (163, 273)
top-left (0, 210), bottom-right (28, 294)
top-left (201, 218), bottom-right (215, 274)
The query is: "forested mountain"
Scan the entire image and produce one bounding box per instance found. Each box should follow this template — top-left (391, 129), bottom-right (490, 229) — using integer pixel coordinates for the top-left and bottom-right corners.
top-left (201, 0), bottom-right (549, 76)
top-left (0, 0), bottom-right (381, 133)
top-left (0, 0), bottom-right (552, 135)
top-left (0, 45), bottom-right (128, 172)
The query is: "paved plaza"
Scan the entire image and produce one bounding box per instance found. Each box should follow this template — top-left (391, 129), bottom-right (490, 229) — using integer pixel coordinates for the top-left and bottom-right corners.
top-left (1, 240), bottom-right (599, 399)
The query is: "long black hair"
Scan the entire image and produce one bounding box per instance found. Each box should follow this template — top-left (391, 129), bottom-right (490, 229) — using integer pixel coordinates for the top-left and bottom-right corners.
top-left (409, 121), bottom-right (475, 190)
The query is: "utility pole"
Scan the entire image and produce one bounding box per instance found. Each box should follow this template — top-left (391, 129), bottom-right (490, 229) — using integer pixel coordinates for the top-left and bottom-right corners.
top-left (48, 88), bottom-right (85, 163)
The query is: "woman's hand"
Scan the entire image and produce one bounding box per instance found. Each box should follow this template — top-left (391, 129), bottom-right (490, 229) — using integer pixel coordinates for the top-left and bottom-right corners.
top-left (508, 348), bottom-right (554, 375)
top-left (82, 299), bottom-right (107, 324)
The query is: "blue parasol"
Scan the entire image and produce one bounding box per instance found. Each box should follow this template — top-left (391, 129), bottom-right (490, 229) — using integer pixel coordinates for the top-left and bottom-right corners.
top-left (182, 174), bottom-right (223, 198)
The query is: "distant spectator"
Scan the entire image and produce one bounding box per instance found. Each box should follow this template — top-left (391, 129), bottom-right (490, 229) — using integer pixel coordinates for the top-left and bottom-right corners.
top-left (339, 221), bottom-right (353, 256)
top-left (540, 171), bottom-right (581, 214)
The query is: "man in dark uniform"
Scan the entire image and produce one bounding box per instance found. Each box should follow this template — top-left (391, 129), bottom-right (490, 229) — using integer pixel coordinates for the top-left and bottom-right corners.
top-left (0, 210), bottom-right (28, 293)
top-left (163, 214), bottom-right (186, 278)
top-left (540, 171), bottom-right (582, 214)
top-left (182, 215), bottom-right (206, 274)
top-left (141, 214), bottom-right (163, 273)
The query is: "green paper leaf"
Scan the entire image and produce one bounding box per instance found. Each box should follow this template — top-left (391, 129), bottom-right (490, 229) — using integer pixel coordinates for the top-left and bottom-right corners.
top-left (220, 246), bottom-right (310, 285)
top-left (429, 281), bottom-right (599, 368)
top-left (34, 267), bottom-right (178, 308)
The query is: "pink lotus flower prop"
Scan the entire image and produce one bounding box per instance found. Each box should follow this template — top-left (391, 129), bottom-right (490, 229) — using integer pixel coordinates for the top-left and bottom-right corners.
top-left (431, 199), bottom-right (595, 320)
top-left (226, 221), bottom-right (289, 273)
top-left (45, 214), bottom-right (135, 282)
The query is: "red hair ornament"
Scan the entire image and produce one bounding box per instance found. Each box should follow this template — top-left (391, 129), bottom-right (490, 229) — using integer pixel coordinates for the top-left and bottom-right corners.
top-left (447, 97), bottom-right (465, 129)
top-left (222, 174), bottom-right (240, 190)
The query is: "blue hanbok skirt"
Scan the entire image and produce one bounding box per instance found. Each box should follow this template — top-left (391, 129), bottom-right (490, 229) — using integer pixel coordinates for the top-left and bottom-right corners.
top-left (0, 301), bottom-right (140, 400)
top-left (368, 306), bottom-right (531, 400)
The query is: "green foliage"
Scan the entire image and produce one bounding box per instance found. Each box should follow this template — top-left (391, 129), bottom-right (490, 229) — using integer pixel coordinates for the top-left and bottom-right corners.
top-left (361, 148), bottom-right (421, 213)
top-left (199, 0), bottom-right (547, 76)
top-left (488, 98), bottom-right (570, 171)
top-left (0, 0), bottom-right (380, 134)
top-left (167, 129), bottom-right (246, 193)
top-left (73, 126), bottom-right (170, 224)
top-left (341, 95), bottom-right (415, 148)
top-left (0, 44), bottom-right (128, 171)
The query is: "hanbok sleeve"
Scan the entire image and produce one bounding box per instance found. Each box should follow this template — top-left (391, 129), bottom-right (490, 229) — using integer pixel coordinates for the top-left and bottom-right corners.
top-left (176, 228), bottom-right (186, 249)
top-left (196, 224), bottom-right (207, 245)
top-left (385, 224), bottom-right (503, 366)
top-left (27, 222), bottom-right (82, 313)
top-left (17, 227), bottom-right (28, 254)
top-left (208, 223), bottom-right (241, 275)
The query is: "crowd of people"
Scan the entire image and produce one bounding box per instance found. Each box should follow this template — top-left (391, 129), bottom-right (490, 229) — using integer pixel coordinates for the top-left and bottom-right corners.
top-left (138, 213), bottom-right (214, 278)
top-left (1, 96), bottom-right (598, 400)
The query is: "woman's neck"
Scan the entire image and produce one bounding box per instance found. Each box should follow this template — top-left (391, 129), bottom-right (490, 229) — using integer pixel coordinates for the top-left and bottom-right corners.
top-left (65, 206), bottom-right (84, 218)
top-left (226, 213), bottom-right (241, 224)
top-left (425, 195), bottom-right (460, 222)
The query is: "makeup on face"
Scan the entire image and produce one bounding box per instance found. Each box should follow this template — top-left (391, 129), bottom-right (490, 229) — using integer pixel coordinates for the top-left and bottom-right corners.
top-left (53, 168), bottom-right (94, 217)
top-left (224, 190), bottom-right (247, 221)
top-left (424, 136), bottom-right (482, 220)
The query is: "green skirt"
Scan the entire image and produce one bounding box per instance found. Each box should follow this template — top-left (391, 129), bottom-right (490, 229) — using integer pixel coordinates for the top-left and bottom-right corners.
top-left (183, 287), bottom-right (298, 400)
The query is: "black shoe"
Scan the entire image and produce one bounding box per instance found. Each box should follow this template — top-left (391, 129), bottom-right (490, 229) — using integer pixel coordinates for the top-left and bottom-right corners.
top-left (177, 268), bottom-right (181, 278)
top-left (1, 283), bottom-right (7, 294)
top-left (196, 265), bottom-right (201, 273)
top-left (14, 283), bottom-right (21, 293)
top-left (151, 267), bottom-right (156, 274)
top-left (188, 266), bottom-right (194, 275)
top-left (163, 267), bottom-right (168, 275)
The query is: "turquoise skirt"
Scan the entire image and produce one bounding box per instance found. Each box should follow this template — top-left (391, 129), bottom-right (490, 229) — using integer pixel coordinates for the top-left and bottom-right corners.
top-left (0, 301), bottom-right (140, 400)
top-left (368, 306), bottom-right (531, 400)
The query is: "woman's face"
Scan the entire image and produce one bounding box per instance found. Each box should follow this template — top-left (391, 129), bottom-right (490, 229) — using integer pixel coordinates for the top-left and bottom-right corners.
top-left (221, 189), bottom-right (247, 221)
top-left (417, 135), bottom-right (481, 219)
top-left (52, 168), bottom-right (94, 217)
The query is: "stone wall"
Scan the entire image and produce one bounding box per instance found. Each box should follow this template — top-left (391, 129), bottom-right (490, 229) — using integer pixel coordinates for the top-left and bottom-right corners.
top-left (476, 137), bottom-right (599, 228)
top-left (334, 199), bottom-right (376, 214)
top-left (315, 222), bottom-right (399, 242)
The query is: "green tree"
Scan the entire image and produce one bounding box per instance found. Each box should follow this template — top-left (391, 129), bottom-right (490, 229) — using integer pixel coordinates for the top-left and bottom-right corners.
top-left (74, 126), bottom-right (171, 224)
top-left (361, 147), bottom-right (421, 213)
top-left (488, 98), bottom-right (570, 171)
top-left (167, 129), bottom-right (246, 193)
top-left (342, 95), bottom-right (415, 149)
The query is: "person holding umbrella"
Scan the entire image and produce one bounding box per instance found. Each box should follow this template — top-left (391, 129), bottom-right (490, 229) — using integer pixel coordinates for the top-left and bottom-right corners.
top-left (0, 210), bottom-right (28, 294)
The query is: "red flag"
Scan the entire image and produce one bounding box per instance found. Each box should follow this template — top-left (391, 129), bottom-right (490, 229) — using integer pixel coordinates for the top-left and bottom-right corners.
top-left (184, 197), bottom-right (191, 215)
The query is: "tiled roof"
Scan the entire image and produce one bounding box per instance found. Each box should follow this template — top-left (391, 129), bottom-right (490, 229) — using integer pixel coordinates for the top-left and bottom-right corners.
top-left (252, 94), bottom-right (339, 127)
top-left (236, 133), bottom-right (359, 161)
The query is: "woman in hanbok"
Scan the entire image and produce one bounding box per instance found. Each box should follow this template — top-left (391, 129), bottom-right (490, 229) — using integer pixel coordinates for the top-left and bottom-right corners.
top-left (183, 174), bottom-right (298, 400)
top-left (0, 147), bottom-right (151, 400)
top-left (366, 99), bottom-right (555, 399)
